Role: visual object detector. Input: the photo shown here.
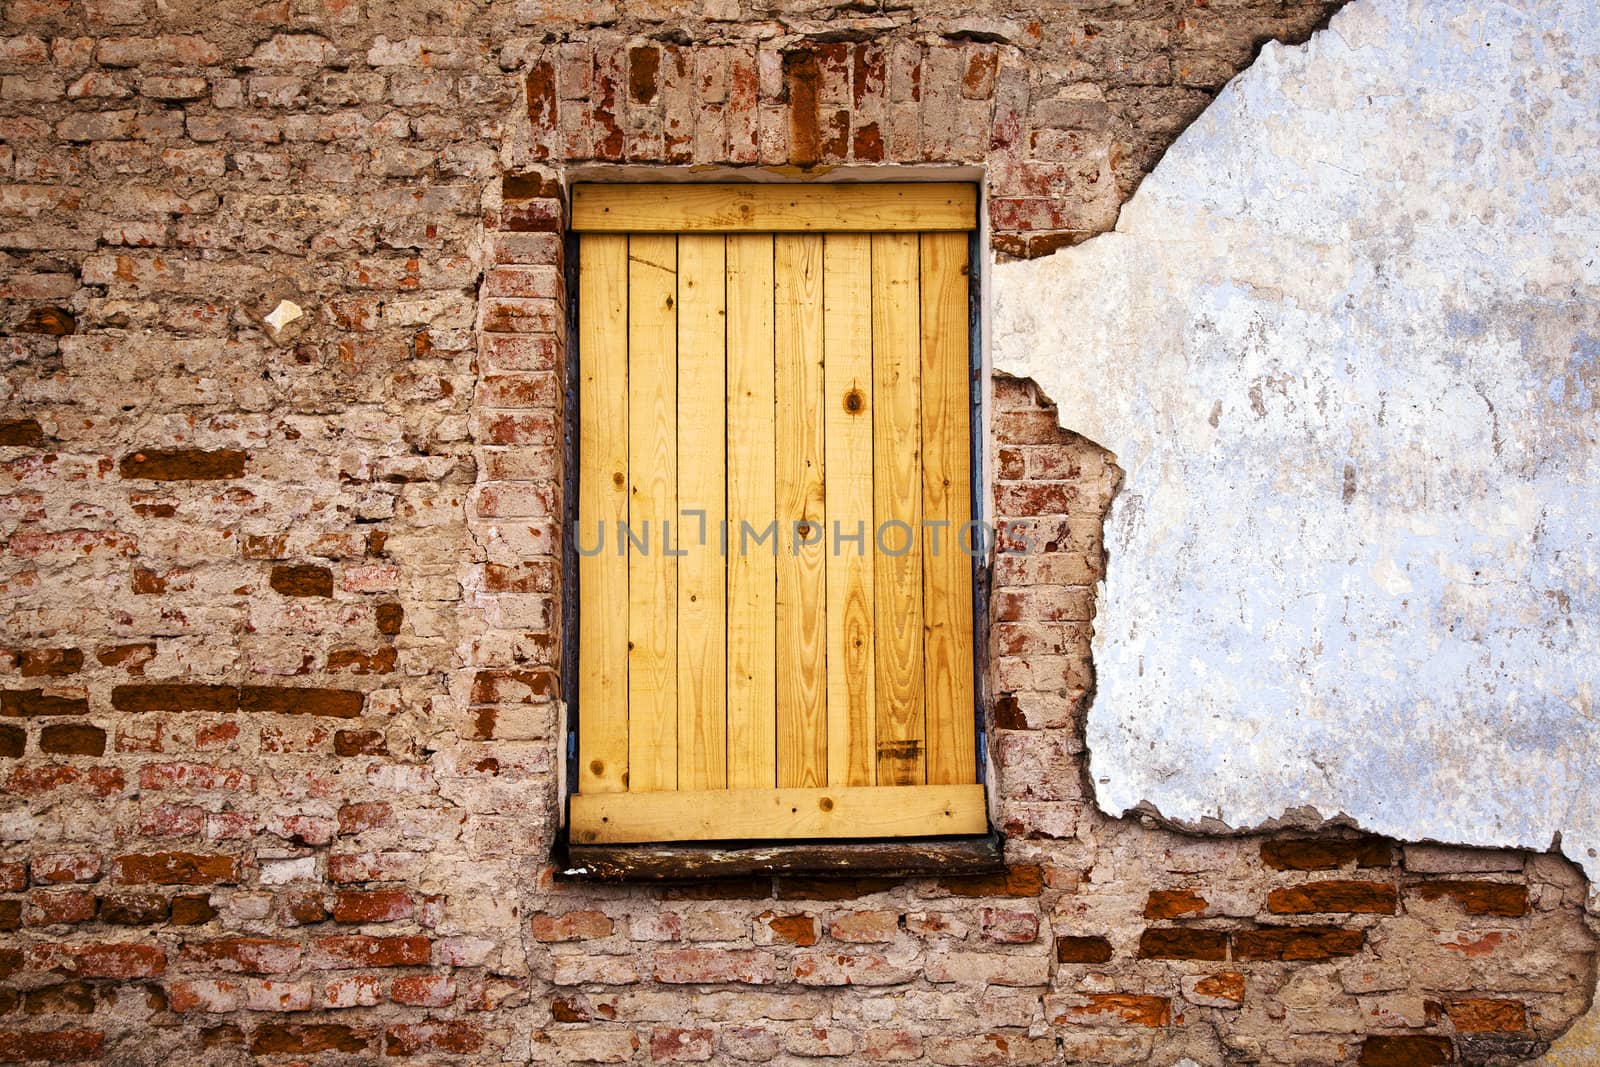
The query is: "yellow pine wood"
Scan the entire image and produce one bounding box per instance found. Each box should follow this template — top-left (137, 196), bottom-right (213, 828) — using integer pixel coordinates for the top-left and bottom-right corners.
top-left (822, 234), bottom-right (877, 788)
top-left (627, 234), bottom-right (679, 793)
top-left (576, 234), bottom-right (631, 795)
top-left (570, 783), bottom-right (987, 843)
top-left (773, 233), bottom-right (828, 788)
top-left (572, 182), bottom-right (977, 234)
top-left (724, 234), bottom-right (778, 789)
top-left (871, 232), bottom-right (926, 786)
top-left (675, 235), bottom-right (728, 791)
top-left (919, 232), bottom-right (977, 786)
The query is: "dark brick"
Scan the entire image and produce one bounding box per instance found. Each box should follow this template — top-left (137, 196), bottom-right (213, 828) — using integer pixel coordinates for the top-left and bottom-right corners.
top-left (118, 449), bottom-right (246, 480)
top-left (385, 1021), bottom-right (485, 1057)
top-left (334, 729), bottom-right (387, 756)
top-left (16, 649), bottom-right (83, 677)
top-left (110, 684), bottom-right (237, 713)
top-left (250, 1024), bottom-right (373, 1055)
top-left (171, 894), bottom-right (217, 926)
top-left (22, 981), bottom-right (95, 1014)
top-left (772, 878), bottom-right (889, 901)
top-left (39, 724), bottom-right (106, 756)
top-left (0, 900), bottom-right (19, 931)
top-left (0, 419), bottom-right (46, 447)
top-left (1055, 935), bottom-right (1113, 964)
top-left (269, 564), bottom-right (334, 597)
top-left (110, 852), bottom-right (240, 886)
top-left (0, 1029), bottom-right (104, 1062)
top-left (1261, 836), bottom-right (1395, 870)
top-left (1234, 926), bottom-right (1364, 962)
top-left (1137, 927), bottom-right (1227, 961)
top-left (628, 45), bottom-right (660, 104)
top-left (1267, 880), bottom-right (1398, 915)
top-left (1360, 1035), bottom-right (1454, 1067)
top-left (100, 894), bottom-right (169, 926)
top-left (0, 724), bottom-right (23, 758)
top-left (1144, 889), bottom-right (1205, 919)
top-left (1408, 881), bottom-right (1528, 917)
top-left (937, 866), bottom-right (1045, 898)
top-left (375, 602), bottom-right (404, 635)
top-left (239, 686), bottom-right (363, 718)
top-left (19, 306), bottom-right (75, 335)
top-left (1, 690), bottom-right (89, 718)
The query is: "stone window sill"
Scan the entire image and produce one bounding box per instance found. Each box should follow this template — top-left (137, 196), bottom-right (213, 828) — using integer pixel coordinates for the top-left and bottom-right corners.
top-left (558, 833), bottom-right (1004, 882)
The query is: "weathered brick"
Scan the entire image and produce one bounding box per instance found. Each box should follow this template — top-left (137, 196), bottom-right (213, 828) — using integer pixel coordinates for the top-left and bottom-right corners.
top-left (1359, 1035), bottom-right (1454, 1067)
top-left (1144, 888), bottom-right (1206, 919)
top-left (1406, 881), bottom-right (1529, 917)
top-left (1233, 926), bottom-right (1364, 962)
top-left (1047, 993), bottom-right (1172, 1027)
top-left (250, 1024), bottom-right (374, 1056)
top-left (118, 448), bottom-right (246, 480)
top-left (1056, 935), bottom-right (1114, 964)
top-left (310, 935), bottom-right (430, 969)
top-left (1137, 927), bottom-right (1228, 961)
top-left (1, 689), bottom-right (89, 717)
top-left (655, 949), bottom-right (775, 985)
top-left (110, 852), bottom-right (238, 886)
top-left (1262, 836), bottom-right (1395, 870)
top-left (1445, 998), bottom-right (1526, 1033)
top-left (1267, 880), bottom-right (1398, 915)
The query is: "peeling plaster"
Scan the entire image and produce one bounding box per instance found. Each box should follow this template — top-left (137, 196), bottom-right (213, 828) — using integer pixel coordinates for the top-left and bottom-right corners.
top-left (993, 0), bottom-right (1600, 881)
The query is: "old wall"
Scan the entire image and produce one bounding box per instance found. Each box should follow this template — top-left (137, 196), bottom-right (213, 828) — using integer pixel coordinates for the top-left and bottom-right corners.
top-left (2, 0), bottom-right (1597, 1063)
top-left (992, 0), bottom-right (1600, 886)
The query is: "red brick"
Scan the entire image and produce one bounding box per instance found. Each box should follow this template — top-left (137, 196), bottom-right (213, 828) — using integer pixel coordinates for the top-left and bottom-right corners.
top-left (1233, 926), bottom-right (1364, 962)
top-left (269, 564), bottom-right (334, 597)
top-left (937, 866), bottom-right (1045, 898)
top-left (30, 853), bottom-right (100, 885)
top-left (1055, 936), bottom-right (1113, 964)
top-left (1137, 927), bottom-right (1227, 961)
top-left (239, 685), bottom-right (364, 718)
top-left (0, 418), bottom-right (46, 447)
top-left (26, 942), bottom-right (165, 979)
top-left (1445, 998), bottom-right (1526, 1032)
top-left (0, 1030), bottom-right (104, 1062)
top-left (110, 852), bottom-right (238, 886)
top-left (310, 935), bottom-right (430, 969)
top-left (332, 890), bottom-right (413, 924)
top-left (1, 689), bottom-right (89, 717)
top-left (38, 724), bottom-right (105, 756)
top-left (390, 973), bottom-right (455, 1007)
top-left (180, 938), bottom-right (303, 975)
top-left (170, 894), bottom-right (217, 925)
top-left (118, 448), bottom-right (245, 480)
top-left (335, 729), bottom-right (387, 756)
top-left (1359, 1035), bottom-right (1454, 1067)
top-left (20, 982), bottom-right (95, 1014)
top-left (385, 1020), bottom-right (484, 1056)
top-left (27, 891), bottom-right (96, 925)
top-left (760, 912), bottom-right (819, 946)
top-left (1049, 993), bottom-right (1171, 1027)
top-left (338, 801), bottom-right (392, 835)
top-left (1145, 889), bottom-right (1206, 919)
top-left (1407, 881), bottom-right (1528, 917)
top-left (110, 683), bottom-right (237, 713)
top-left (1268, 880), bottom-right (1398, 915)
top-left (650, 1026), bottom-right (715, 1062)
top-left (250, 1024), bottom-right (374, 1055)
top-left (100, 894), bottom-right (168, 925)
top-left (15, 648), bottom-right (83, 677)
top-left (979, 908), bottom-right (1040, 943)
top-left (1261, 836), bottom-right (1394, 870)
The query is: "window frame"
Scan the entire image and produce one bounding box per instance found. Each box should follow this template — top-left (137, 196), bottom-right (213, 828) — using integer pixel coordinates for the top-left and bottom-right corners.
top-left (556, 175), bottom-right (997, 879)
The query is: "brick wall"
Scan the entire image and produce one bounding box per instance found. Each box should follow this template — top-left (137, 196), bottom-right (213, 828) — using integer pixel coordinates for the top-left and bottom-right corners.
top-left (2, 0), bottom-right (1596, 1064)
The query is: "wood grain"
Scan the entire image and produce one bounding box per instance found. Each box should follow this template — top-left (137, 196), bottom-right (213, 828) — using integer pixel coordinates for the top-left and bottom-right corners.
top-left (572, 182), bottom-right (977, 233)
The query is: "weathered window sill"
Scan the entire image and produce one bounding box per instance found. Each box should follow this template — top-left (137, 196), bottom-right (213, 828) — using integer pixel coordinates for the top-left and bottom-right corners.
top-left (558, 833), bottom-right (1004, 883)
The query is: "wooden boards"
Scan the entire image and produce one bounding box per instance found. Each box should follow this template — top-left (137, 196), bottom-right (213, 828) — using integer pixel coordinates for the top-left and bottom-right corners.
top-left (572, 189), bottom-right (982, 846)
top-left (570, 784), bottom-right (988, 844)
top-left (572, 183), bottom-right (977, 233)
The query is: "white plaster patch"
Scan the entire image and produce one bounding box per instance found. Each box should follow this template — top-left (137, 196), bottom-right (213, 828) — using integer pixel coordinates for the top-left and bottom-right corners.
top-left (993, 0), bottom-right (1600, 880)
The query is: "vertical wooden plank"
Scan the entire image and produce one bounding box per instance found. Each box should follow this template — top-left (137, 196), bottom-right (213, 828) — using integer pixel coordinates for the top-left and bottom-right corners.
top-left (774, 233), bottom-right (828, 788)
top-left (822, 234), bottom-right (876, 788)
top-left (577, 234), bottom-right (630, 795)
top-left (871, 231), bottom-right (925, 786)
top-left (676, 234), bottom-right (727, 791)
top-left (627, 234), bottom-right (678, 793)
top-left (725, 234), bottom-right (778, 789)
top-left (920, 232), bottom-right (976, 786)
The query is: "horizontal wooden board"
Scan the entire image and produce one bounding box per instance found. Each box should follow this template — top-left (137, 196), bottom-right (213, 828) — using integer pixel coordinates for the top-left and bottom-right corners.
top-left (572, 183), bottom-right (977, 233)
top-left (570, 784), bottom-right (987, 844)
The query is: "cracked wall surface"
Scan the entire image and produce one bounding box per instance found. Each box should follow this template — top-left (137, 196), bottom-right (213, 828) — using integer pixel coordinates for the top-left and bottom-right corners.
top-left (994, 0), bottom-right (1600, 885)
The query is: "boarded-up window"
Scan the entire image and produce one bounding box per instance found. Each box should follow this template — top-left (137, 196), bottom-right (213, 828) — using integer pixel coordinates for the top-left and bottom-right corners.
top-left (569, 183), bottom-right (984, 845)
